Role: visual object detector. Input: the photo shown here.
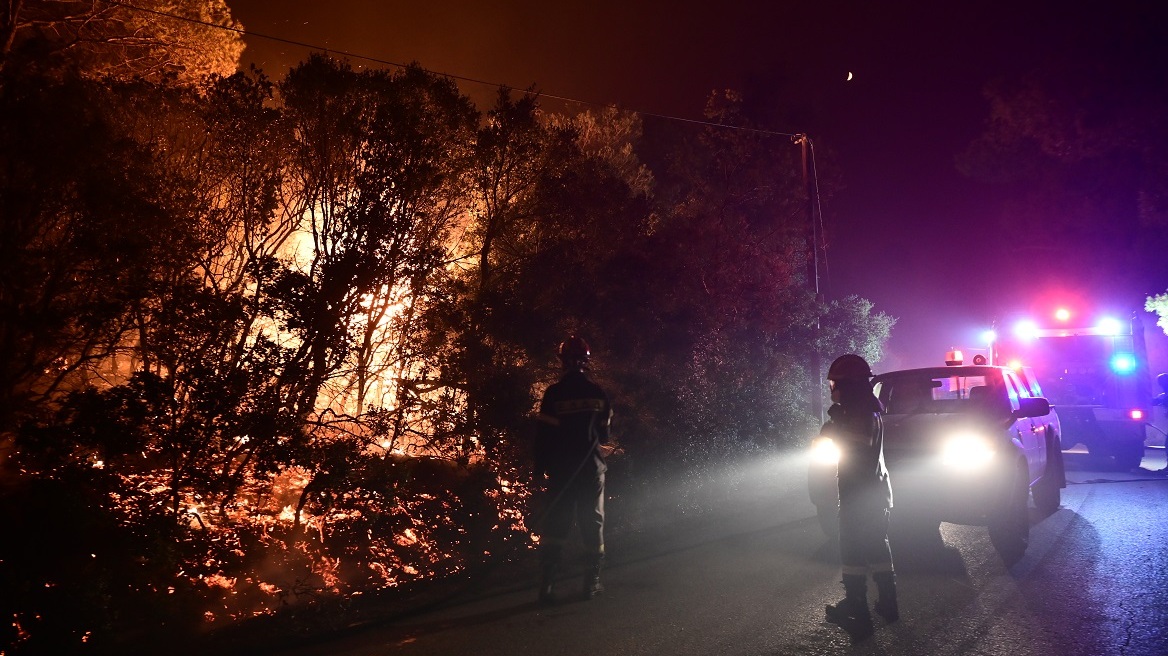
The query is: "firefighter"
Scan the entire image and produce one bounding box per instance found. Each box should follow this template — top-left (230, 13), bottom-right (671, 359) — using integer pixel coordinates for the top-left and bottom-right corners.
top-left (821, 354), bottom-right (897, 635)
top-left (534, 336), bottom-right (614, 604)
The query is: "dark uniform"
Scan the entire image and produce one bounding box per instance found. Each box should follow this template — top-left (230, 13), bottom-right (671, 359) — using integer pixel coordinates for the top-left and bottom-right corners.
top-left (823, 400), bottom-right (893, 577)
top-left (822, 354), bottom-right (897, 635)
top-left (535, 338), bottom-right (613, 603)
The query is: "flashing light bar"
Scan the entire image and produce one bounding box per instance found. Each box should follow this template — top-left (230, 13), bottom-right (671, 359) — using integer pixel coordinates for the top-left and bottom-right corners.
top-left (1096, 317), bottom-right (1124, 335)
top-left (1011, 319), bottom-right (1130, 339)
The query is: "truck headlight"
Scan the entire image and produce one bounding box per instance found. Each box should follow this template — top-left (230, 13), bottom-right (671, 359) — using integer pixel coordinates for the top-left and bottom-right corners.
top-left (810, 436), bottom-right (840, 466)
top-left (941, 432), bottom-right (996, 469)
top-left (812, 434), bottom-right (840, 464)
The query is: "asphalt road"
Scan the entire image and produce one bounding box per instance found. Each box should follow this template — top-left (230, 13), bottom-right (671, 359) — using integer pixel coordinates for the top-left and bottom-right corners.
top-left (277, 447), bottom-right (1168, 656)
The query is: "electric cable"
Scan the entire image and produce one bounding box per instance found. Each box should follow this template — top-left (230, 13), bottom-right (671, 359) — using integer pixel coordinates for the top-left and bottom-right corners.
top-left (109, 1), bottom-right (831, 288)
top-left (806, 137), bottom-right (831, 295)
top-left (106, 0), bottom-right (802, 139)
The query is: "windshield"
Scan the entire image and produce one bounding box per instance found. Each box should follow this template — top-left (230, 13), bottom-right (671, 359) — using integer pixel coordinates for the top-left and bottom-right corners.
top-left (875, 372), bottom-right (1008, 416)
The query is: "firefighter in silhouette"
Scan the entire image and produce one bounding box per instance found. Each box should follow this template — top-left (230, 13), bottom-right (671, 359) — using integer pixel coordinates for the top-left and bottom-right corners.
top-left (534, 336), bottom-right (614, 604)
top-left (821, 354), bottom-right (897, 634)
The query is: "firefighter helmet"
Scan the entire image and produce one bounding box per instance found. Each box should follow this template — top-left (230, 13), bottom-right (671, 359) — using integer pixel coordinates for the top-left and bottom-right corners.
top-left (559, 336), bottom-right (591, 369)
top-left (827, 354), bottom-right (873, 381)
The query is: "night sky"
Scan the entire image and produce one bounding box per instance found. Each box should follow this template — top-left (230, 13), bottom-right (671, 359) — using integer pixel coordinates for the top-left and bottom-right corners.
top-left (227, 0), bottom-right (1168, 372)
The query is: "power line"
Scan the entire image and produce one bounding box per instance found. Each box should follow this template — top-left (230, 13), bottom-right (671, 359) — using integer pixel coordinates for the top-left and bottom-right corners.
top-left (107, 0), bottom-right (801, 139)
top-left (108, 1), bottom-right (829, 280)
top-left (106, 1), bottom-right (827, 270)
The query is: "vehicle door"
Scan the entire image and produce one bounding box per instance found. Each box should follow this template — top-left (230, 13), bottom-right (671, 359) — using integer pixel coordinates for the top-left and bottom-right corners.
top-left (1005, 369), bottom-right (1047, 483)
top-left (1019, 365), bottom-right (1062, 443)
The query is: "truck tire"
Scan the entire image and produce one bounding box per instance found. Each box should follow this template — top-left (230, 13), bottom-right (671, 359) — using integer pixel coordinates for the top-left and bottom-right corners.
top-left (1031, 433), bottom-right (1064, 514)
top-left (1031, 467), bottom-right (1061, 514)
top-left (1111, 439), bottom-right (1145, 472)
top-left (1084, 439), bottom-right (1112, 468)
top-left (989, 461), bottom-right (1030, 565)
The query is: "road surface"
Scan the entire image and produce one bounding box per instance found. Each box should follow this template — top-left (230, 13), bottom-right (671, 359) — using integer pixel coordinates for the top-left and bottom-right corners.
top-left (269, 447), bottom-right (1168, 656)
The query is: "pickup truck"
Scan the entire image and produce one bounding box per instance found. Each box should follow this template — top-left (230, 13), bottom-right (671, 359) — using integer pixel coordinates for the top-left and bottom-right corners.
top-left (809, 363), bottom-right (1066, 563)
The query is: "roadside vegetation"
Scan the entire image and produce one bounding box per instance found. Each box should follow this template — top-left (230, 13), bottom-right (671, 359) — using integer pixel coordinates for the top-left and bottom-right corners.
top-left (0, 3), bottom-right (891, 652)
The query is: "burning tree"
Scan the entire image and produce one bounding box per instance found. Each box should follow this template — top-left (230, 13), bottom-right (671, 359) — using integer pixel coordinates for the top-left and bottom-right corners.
top-left (0, 0), bottom-right (243, 85)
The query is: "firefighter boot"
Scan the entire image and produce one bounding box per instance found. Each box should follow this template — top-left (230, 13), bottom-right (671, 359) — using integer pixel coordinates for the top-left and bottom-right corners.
top-left (825, 574), bottom-right (870, 623)
top-left (873, 571), bottom-right (899, 623)
top-left (538, 548), bottom-right (561, 605)
top-left (582, 553), bottom-right (605, 600)
top-left (538, 563), bottom-right (558, 605)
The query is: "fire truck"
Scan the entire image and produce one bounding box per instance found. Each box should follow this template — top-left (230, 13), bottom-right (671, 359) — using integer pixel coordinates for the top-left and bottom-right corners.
top-left (989, 307), bottom-right (1153, 470)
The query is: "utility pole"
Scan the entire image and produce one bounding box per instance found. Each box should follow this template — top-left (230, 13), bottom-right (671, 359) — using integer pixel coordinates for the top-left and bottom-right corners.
top-left (795, 134), bottom-right (824, 424)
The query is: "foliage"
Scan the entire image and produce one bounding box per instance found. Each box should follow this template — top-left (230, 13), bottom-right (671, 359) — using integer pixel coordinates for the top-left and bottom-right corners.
top-left (957, 7), bottom-right (1168, 300)
top-left (1147, 292), bottom-right (1168, 337)
top-left (0, 0), bottom-right (244, 85)
top-left (0, 55), bottom-right (895, 652)
top-left (0, 73), bottom-right (197, 434)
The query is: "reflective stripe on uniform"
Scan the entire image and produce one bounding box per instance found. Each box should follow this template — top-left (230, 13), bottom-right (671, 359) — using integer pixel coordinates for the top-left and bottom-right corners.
top-left (537, 413), bottom-right (561, 426)
top-left (553, 398), bottom-right (607, 414)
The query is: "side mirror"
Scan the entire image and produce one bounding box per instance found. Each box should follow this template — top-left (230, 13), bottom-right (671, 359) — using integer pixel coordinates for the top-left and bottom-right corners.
top-left (1016, 396), bottom-right (1051, 419)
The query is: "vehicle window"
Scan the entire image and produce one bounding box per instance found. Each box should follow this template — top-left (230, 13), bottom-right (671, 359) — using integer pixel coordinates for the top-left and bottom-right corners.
top-left (1008, 374), bottom-right (1031, 398)
top-left (878, 373), bottom-right (1003, 414)
top-left (1002, 373), bottom-right (1027, 410)
top-left (1019, 367), bottom-right (1045, 398)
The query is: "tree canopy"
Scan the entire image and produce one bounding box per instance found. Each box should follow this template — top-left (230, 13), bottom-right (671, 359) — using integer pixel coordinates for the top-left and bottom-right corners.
top-left (958, 4), bottom-right (1168, 304)
top-left (1, 0), bottom-right (243, 84)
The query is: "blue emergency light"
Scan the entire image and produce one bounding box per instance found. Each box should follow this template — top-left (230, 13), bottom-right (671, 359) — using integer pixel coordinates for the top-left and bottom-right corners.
top-left (1110, 353), bottom-right (1137, 374)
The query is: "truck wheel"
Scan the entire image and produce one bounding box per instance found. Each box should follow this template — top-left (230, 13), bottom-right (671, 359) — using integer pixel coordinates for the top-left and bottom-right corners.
top-left (989, 462), bottom-right (1030, 565)
top-left (1084, 440), bottom-right (1112, 468)
top-left (1031, 469), bottom-right (1061, 514)
top-left (1111, 440), bottom-right (1145, 472)
top-left (815, 503), bottom-right (839, 540)
top-left (1032, 434), bottom-right (1064, 514)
